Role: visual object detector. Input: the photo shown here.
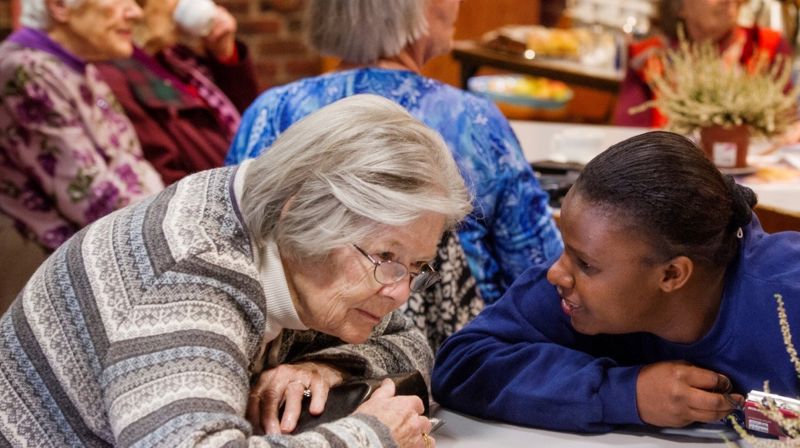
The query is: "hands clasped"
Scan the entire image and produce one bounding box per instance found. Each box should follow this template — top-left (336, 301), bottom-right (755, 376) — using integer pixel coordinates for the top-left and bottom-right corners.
top-left (248, 365), bottom-right (434, 447)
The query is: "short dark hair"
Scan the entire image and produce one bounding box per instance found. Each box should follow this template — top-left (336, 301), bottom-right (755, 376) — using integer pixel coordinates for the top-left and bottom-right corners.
top-left (573, 131), bottom-right (757, 267)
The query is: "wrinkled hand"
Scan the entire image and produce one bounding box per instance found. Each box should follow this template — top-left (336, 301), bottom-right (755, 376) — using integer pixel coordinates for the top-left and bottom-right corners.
top-left (636, 361), bottom-right (745, 427)
top-left (202, 5), bottom-right (237, 61)
top-left (247, 362), bottom-right (345, 435)
top-left (355, 379), bottom-right (434, 448)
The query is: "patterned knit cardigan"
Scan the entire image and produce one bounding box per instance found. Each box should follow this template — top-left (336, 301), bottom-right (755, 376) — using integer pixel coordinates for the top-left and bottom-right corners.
top-left (0, 166), bottom-right (433, 447)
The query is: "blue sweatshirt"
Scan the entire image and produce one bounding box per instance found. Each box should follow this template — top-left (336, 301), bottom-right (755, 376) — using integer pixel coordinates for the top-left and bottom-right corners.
top-left (432, 219), bottom-right (800, 433)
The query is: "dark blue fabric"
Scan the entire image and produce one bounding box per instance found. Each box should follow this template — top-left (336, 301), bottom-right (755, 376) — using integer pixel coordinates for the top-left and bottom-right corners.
top-left (432, 219), bottom-right (800, 432)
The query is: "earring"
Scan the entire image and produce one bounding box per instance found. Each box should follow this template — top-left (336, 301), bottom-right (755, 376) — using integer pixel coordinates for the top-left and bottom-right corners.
top-left (736, 227), bottom-right (743, 239)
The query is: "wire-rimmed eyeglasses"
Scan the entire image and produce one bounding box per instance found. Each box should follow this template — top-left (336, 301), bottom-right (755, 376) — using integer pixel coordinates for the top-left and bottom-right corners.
top-left (353, 245), bottom-right (440, 293)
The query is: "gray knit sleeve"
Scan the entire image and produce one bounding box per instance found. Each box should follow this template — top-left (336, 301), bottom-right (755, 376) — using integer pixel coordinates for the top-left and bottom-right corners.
top-left (282, 309), bottom-right (434, 386)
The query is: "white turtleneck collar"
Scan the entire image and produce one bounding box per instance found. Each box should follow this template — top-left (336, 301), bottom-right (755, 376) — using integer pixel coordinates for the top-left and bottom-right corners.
top-left (233, 160), bottom-right (308, 345)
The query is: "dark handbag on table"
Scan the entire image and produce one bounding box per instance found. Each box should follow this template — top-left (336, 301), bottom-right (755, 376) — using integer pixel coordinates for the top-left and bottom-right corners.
top-left (292, 371), bottom-right (429, 433)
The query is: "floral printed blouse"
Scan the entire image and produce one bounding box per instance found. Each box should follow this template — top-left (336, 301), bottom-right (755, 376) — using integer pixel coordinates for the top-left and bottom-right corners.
top-left (0, 28), bottom-right (164, 251)
top-left (226, 68), bottom-right (563, 303)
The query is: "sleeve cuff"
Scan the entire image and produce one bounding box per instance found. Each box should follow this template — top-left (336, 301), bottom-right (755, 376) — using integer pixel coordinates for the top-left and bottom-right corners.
top-left (215, 43), bottom-right (240, 65)
top-left (598, 365), bottom-right (644, 426)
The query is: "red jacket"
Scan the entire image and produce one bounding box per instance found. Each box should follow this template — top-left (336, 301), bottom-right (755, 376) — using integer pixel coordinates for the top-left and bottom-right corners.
top-left (97, 42), bottom-right (259, 185)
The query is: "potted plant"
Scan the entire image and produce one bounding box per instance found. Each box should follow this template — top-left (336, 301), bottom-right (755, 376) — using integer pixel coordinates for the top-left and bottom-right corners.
top-left (630, 33), bottom-right (800, 170)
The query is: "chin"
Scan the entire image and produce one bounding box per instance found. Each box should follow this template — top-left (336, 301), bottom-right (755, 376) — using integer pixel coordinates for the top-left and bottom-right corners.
top-left (570, 320), bottom-right (599, 336)
top-left (335, 328), bottom-right (372, 345)
top-left (109, 43), bottom-right (134, 59)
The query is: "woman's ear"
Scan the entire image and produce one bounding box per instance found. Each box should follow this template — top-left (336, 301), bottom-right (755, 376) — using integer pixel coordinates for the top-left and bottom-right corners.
top-left (46, 0), bottom-right (71, 24)
top-left (659, 255), bottom-right (693, 293)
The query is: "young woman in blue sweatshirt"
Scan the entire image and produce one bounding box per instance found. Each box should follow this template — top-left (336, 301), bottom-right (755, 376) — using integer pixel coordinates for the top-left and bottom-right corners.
top-left (432, 131), bottom-right (800, 433)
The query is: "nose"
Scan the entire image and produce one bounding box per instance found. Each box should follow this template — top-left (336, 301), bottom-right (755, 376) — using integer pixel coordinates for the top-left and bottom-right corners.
top-left (126, 0), bottom-right (144, 19)
top-left (546, 254), bottom-right (574, 290)
top-left (379, 278), bottom-right (412, 305)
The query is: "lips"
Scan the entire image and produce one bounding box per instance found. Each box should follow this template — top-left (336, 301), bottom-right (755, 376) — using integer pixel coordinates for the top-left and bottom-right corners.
top-left (356, 308), bottom-right (382, 324)
top-left (561, 298), bottom-right (580, 316)
top-left (556, 286), bottom-right (580, 316)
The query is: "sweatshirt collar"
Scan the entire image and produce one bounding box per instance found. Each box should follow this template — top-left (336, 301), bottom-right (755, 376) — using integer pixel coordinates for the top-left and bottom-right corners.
top-left (8, 27), bottom-right (87, 73)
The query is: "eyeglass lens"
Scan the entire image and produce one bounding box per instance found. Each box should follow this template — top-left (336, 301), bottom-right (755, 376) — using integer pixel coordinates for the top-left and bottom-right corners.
top-left (354, 245), bottom-right (440, 292)
top-left (410, 269), bottom-right (441, 292)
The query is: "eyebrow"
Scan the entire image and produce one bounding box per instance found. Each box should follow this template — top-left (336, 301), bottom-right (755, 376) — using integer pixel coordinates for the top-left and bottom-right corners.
top-left (382, 239), bottom-right (436, 265)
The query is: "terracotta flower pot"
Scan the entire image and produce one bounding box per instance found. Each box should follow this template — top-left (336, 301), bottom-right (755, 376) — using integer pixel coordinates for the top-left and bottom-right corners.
top-left (699, 124), bottom-right (750, 169)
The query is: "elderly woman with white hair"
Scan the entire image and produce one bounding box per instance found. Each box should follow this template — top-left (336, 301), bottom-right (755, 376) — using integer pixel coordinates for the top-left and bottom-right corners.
top-left (226, 0), bottom-right (563, 348)
top-left (0, 94), bottom-right (470, 447)
top-left (0, 0), bottom-right (164, 252)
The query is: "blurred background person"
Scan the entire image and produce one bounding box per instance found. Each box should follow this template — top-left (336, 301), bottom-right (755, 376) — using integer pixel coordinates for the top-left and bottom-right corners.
top-left (0, 95), bottom-right (470, 447)
top-left (614, 0), bottom-right (791, 127)
top-left (96, 0), bottom-right (259, 186)
top-left (226, 0), bottom-right (563, 348)
top-left (0, 1), bottom-right (163, 250)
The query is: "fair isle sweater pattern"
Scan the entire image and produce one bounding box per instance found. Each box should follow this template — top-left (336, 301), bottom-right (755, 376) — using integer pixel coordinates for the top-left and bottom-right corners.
top-left (0, 166), bottom-right (431, 447)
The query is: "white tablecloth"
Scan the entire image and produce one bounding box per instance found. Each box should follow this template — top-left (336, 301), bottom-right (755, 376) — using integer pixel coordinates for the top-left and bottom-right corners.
top-left (510, 121), bottom-right (800, 215)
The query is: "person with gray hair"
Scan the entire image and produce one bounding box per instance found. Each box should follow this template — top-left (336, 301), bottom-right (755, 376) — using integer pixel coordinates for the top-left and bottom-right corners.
top-left (0, 94), bottom-right (470, 447)
top-left (227, 0), bottom-right (563, 350)
top-left (0, 0), bottom-right (164, 255)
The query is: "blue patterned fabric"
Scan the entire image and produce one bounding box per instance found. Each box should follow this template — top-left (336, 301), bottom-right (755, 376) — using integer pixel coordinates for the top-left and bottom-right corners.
top-left (226, 68), bottom-right (563, 303)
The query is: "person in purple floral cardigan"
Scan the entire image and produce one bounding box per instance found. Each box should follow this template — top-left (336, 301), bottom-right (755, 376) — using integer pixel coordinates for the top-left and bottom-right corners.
top-left (0, 0), bottom-right (164, 252)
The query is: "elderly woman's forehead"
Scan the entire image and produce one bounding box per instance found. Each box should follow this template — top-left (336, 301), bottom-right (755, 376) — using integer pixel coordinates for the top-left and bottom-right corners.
top-left (367, 219), bottom-right (443, 258)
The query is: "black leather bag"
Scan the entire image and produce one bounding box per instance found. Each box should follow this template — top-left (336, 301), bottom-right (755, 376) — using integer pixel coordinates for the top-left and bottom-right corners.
top-left (292, 371), bottom-right (429, 433)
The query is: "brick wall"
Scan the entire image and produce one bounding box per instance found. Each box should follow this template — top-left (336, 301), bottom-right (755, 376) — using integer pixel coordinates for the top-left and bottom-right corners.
top-left (218, 0), bottom-right (321, 91)
top-left (0, 0), bottom-right (12, 40)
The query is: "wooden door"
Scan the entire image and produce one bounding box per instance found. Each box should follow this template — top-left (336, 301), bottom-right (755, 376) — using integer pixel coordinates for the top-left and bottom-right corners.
top-left (422, 0), bottom-right (541, 86)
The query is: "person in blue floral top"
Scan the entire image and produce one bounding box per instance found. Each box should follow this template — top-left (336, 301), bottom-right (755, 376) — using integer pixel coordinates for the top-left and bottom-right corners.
top-left (227, 0), bottom-right (563, 319)
top-left (0, 0), bottom-right (164, 252)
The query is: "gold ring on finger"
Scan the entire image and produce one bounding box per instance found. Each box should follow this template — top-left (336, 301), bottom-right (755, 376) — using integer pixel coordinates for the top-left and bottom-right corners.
top-left (422, 432), bottom-right (432, 448)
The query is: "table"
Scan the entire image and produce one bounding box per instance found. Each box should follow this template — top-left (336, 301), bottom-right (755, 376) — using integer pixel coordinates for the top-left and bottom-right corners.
top-left (451, 40), bottom-right (623, 93)
top-left (509, 121), bottom-right (800, 228)
top-left (434, 408), bottom-right (742, 447)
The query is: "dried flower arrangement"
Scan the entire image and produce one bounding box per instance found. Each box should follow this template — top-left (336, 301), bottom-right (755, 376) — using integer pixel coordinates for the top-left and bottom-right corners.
top-left (727, 294), bottom-right (800, 446)
top-left (630, 33), bottom-right (800, 138)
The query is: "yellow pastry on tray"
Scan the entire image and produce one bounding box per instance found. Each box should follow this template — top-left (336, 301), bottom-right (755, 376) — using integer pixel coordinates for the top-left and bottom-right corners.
top-left (481, 25), bottom-right (590, 59)
top-left (526, 28), bottom-right (581, 57)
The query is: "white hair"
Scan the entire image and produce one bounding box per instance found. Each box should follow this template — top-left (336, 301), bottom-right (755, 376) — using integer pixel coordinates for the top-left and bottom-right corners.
top-left (241, 94), bottom-right (472, 260)
top-left (20, 0), bottom-right (85, 29)
top-left (307, 0), bottom-right (429, 63)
